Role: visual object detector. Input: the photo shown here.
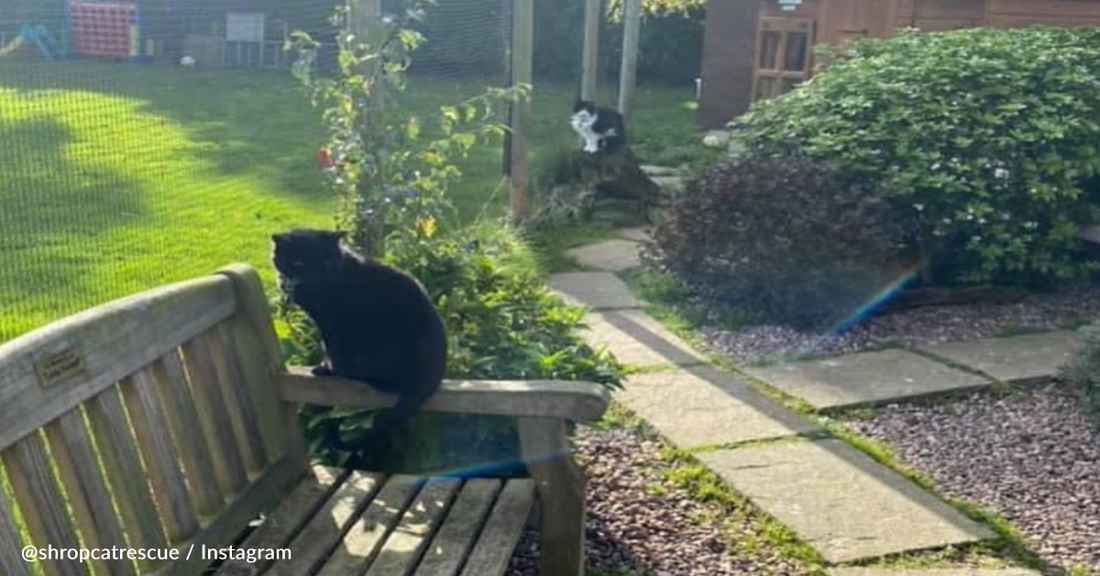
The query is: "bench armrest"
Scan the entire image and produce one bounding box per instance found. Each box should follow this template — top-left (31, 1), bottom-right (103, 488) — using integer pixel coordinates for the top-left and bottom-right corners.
top-left (278, 366), bottom-right (611, 422)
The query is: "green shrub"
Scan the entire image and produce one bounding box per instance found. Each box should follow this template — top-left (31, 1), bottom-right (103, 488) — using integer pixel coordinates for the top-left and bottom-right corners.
top-left (1060, 324), bottom-right (1100, 425)
top-left (646, 156), bottom-right (911, 329)
top-left (737, 27), bottom-right (1100, 285)
top-left (278, 222), bottom-right (624, 473)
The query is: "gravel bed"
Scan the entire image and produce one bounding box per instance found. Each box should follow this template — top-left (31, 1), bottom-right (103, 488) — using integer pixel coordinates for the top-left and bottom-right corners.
top-left (701, 282), bottom-right (1100, 364)
top-left (507, 427), bottom-right (808, 576)
top-left (845, 384), bottom-right (1100, 573)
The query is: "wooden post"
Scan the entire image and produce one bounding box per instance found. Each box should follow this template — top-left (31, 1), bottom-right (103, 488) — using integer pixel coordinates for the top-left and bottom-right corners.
top-left (617, 0), bottom-right (641, 121)
top-left (518, 417), bottom-right (585, 576)
top-left (510, 0), bottom-right (534, 222)
top-left (347, 0), bottom-right (380, 40)
top-left (348, 0), bottom-right (386, 255)
top-left (348, 0), bottom-right (382, 86)
top-left (581, 0), bottom-right (601, 101)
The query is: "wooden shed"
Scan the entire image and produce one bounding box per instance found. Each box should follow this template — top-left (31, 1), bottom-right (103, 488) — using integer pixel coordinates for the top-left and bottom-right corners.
top-left (697, 0), bottom-right (1100, 128)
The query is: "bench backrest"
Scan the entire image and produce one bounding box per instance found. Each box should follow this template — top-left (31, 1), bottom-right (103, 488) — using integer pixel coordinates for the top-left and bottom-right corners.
top-left (0, 265), bottom-right (306, 576)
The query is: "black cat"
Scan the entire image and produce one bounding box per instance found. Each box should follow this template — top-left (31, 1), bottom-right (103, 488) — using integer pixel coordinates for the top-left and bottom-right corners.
top-left (571, 99), bottom-right (627, 153)
top-left (272, 229), bottom-right (447, 450)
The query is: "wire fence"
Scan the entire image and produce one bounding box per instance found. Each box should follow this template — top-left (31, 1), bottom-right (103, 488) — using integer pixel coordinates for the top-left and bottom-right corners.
top-left (0, 0), bottom-right (519, 342)
top-left (0, 0), bottom-right (703, 341)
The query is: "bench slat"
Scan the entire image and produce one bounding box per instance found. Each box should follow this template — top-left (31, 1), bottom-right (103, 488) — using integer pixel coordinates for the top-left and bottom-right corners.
top-left (214, 466), bottom-right (348, 576)
top-left (45, 411), bottom-right (138, 576)
top-left (413, 479), bottom-right (502, 576)
top-left (0, 477), bottom-right (34, 576)
top-left (458, 480), bottom-right (536, 576)
top-left (364, 478), bottom-right (462, 576)
top-left (160, 455), bottom-right (305, 576)
top-left (1, 433), bottom-right (89, 576)
top-left (153, 351), bottom-right (224, 519)
top-left (267, 470), bottom-right (384, 576)
top-left (181, 337), bottom-right (249, 497)
top-left (208, 324), bottom-right (268, 473)
top-left (315, 475), bottom-right (423, 576)
top-left (87, 386), bottom-right (169, 572)
top-left (0, 275), bottom-right (236, 453)
top-left (121, 368), bottom-right (200, 544)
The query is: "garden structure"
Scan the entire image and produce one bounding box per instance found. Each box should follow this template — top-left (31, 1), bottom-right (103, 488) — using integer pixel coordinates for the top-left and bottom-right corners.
top-left (0, 265), bottom-right (609, 576)
top-left (697, 0), bottom-right (1100, 127)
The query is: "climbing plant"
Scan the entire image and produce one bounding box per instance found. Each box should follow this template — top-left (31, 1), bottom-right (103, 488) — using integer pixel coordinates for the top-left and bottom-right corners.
top-left (289, 0), bottom-right (524, 256)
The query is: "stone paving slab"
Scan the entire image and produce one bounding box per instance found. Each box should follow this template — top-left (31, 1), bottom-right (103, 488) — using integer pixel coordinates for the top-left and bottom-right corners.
top-left (565, 239), bottom-right (642, 272)
top-left (640, 165), bottom-right (682, 177)
top-left (831, 569), bottom-right (1040, 576)
top-left (619, 365), bottom-right (816, 448)
top-left (748, 349), bottom-right (991, 409)
top-left (700, 439), bottom-right (995, 563)
top-left (550, 272), bottom-right (641, 310)
top-left (616, 227), bottom-right (651, 242)
top-left (918, 331), bottom-right (1082, 386)
top-left (651, 175), bottom-right (684, 191)
top-left (581, 309), bottom-right (706, 368)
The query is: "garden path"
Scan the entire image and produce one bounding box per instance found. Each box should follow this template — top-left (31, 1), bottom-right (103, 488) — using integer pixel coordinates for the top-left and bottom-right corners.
top-left (551, 227), bottom-right (1070, 572)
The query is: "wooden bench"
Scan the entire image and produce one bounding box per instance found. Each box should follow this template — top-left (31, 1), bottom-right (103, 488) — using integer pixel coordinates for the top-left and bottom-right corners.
top-left (0, 264), bottom-right (610, 576)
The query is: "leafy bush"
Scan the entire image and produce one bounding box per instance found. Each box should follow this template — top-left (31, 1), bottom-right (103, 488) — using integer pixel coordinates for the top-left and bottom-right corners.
top-left (646, 156), bottom-right (911, 329)
top-left (1060, 324), bottom-right (1100, 426)
top-left (278, 223), bottom-right (624, 472)
top-left (736, 27), bottom-right (1100, 285)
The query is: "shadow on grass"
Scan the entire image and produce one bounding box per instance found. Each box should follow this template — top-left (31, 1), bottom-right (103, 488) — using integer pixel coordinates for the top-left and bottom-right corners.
top-left (0, 59), bottom-right (329, 203)
top-left (0, 115), bottom-right (146, 329)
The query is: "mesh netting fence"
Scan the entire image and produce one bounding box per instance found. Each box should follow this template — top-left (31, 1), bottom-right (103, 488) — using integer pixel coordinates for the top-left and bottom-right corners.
top-left (0, 0), bottom-right (519, 342)
top-left (0, 0), bottom-right (703, 342)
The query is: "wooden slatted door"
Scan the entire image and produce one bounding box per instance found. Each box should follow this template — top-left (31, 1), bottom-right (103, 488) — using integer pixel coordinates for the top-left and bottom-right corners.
top-left (752, 17), bottom-right (815, 101)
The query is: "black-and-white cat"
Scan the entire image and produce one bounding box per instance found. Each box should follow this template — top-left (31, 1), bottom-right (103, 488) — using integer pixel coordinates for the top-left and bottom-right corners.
top-left (272, 229), bottom-right (447, 452)
top-left (571, 100), bottom-right (626, 153)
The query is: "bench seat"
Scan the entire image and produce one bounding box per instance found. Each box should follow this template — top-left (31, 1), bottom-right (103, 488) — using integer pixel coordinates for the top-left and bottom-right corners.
top-left (215, 467), bottom-right (534, 576)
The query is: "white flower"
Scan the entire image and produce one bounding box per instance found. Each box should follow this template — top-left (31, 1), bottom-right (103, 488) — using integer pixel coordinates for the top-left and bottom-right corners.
top-left (994, 167), bottom-right (1010, 179)
top-left (972, 235), bottom-right (982, 243)
top-left (913, 203), bottom-right (925, 212)
top-left (931, 163), bottom-right (941, 171)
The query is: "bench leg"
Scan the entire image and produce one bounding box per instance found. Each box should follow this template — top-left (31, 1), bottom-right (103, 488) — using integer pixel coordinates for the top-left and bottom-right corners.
top-left (518, 417), bottom-right (585, 576)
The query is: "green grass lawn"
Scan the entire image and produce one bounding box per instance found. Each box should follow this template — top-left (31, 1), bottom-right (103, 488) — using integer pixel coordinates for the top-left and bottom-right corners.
top-left (0, 59), bottom-right (704, 342)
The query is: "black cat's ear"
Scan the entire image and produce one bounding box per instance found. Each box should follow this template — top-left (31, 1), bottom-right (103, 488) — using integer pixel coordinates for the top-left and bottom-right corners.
top-left (334, 230), bottom-right (349, 239)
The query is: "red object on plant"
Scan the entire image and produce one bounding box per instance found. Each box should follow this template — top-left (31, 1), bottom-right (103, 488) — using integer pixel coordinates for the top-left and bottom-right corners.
top-left (316, 146), bottom-right (336, 169)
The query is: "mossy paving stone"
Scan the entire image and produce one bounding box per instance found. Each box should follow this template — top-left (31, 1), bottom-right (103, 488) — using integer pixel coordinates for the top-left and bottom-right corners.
top-left (565, 239), bottom-right (642, 272)
top-left (747, 349), bottom-right (992, 410)
top-left (699, 439), bottom-right (996, 564)
top-left (917, 331), bottom-right (1082, 386)
top-left (618, 365), bottom-right (816, 448)
top-left (549, 272), bottom-right (642, 310)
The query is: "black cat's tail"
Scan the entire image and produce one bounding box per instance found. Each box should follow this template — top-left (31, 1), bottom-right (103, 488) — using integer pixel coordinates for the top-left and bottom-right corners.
top-left (323, 386), bottom-right (437, 471)
top-left (371, 385), bottom-right (437, 439)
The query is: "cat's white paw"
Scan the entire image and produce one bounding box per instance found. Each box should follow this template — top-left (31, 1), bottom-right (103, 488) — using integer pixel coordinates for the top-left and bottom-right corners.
top-left (583, 142), bottom-right (598, 153)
